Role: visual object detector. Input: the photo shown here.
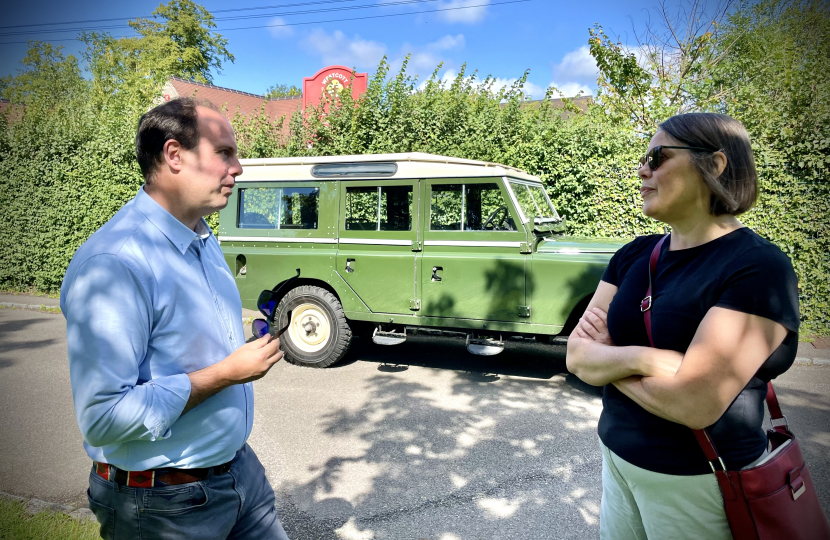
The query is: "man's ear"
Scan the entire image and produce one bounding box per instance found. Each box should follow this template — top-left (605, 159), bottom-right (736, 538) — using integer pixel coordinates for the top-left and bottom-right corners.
top-left (162, 139), bottom-right (184, 173)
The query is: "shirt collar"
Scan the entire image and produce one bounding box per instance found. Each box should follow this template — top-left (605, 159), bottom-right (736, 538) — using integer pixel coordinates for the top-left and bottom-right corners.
top-left (134, 187), bottom-right (213, 255)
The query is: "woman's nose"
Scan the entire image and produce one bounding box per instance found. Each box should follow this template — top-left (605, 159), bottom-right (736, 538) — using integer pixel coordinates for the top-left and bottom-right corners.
top-left (638, 162), bottom-right (650, 180)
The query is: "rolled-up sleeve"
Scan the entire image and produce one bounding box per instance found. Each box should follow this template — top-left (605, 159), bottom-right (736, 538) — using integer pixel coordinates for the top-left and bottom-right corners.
top-left (63, 254), bottom-right (191, 448)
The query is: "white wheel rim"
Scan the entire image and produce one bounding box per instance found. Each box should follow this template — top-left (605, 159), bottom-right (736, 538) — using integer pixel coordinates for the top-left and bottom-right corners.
top-left (287, 303), bottom-right (331, 353)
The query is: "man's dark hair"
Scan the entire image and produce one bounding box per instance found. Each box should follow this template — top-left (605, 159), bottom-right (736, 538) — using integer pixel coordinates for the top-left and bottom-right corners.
top-left (135, 97), bottom-right (219, 184)
top-left (659, 113), bottom-right (757, 216)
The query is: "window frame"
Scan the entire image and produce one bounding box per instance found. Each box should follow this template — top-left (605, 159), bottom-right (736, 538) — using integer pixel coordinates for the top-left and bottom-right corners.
top-left (426, 179), bottom-right (521, 233)
top-left (237, 185), bottom-right (321, 230)
top-left (338, 179), bottom-right (420, 242)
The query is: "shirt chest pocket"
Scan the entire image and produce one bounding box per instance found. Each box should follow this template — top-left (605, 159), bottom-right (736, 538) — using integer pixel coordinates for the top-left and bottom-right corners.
top-left (203, 260), bottom-right (241, 312)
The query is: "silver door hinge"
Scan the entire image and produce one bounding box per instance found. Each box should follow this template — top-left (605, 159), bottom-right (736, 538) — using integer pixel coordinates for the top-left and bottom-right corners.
top-left (411, 241), bottom-right (422, 252)
top-left (518, 305), bottom-right (531, 318)
top-left (519, 242), bottom-right (532, 254)
top-left (409, 299), bottom-right (421, 311)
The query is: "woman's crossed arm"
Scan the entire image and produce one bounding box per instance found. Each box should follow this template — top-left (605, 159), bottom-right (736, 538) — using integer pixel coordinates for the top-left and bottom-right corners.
top-left (565, 280), bottom-right (788, 429)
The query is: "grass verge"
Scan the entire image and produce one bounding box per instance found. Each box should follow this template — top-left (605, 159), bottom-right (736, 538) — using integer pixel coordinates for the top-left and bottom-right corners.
top-left (0, 499), bottom-right (99, 540)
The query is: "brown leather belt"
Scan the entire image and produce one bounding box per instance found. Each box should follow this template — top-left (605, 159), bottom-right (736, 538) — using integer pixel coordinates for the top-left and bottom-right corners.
top-left (94, 460), bottom-right (233, 488)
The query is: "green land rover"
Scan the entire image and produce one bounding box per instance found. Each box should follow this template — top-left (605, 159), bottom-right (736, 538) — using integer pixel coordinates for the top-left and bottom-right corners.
top-left (218, 152), bottom-right (625, 367)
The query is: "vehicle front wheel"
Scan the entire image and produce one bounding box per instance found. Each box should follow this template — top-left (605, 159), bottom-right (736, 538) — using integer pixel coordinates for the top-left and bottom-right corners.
top-left (275, 285), bottom-right (352, 368)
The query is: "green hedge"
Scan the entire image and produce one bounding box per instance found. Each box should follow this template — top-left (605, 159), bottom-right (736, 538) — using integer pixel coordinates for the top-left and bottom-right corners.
top-left (1, 59), bottom-right (826, 335)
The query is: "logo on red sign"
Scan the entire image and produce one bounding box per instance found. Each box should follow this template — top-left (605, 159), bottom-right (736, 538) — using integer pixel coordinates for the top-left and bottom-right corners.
top-left (303, 66), bottom-right (368, 110)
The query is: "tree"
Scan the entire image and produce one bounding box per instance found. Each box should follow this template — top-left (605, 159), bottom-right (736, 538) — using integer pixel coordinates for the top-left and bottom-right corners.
top-left (81, 0), bottom-right (233, 101)
top-left (265, 84), bottom-right (302, 98)
top-left (711, 0), bottom-right (830, 335)
top-left (589, 0), bottom-right (736, 134)
top-left (589, 0), bottom-right (830, 334)
top-left (0, 42), bottom-right (86, 106)
top-left (0, 0), bottom-right (236, 292)
top-left (129, 0), bottom-right (233, 84)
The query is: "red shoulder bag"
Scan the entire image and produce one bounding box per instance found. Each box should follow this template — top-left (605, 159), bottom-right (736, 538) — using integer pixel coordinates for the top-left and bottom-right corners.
top-left (642, 234), bottom-right (830, 540)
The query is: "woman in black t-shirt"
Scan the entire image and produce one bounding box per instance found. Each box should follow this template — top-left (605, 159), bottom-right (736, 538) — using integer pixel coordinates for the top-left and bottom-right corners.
top-left (566, 113), bottom-right (799, 540)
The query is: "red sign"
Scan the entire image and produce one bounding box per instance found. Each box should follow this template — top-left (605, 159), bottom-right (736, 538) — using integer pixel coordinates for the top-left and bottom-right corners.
top-left (303, 66), bottom-right (368, 110)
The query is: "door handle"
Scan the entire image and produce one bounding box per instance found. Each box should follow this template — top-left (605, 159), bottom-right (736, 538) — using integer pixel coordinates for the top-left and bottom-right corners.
top-left (345, 258), bottom-right (355, 273)
top-left (431, 266), bottom-right (442, 282)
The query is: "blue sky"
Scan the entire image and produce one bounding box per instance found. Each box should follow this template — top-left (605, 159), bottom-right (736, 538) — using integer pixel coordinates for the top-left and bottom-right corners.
top-left (1, 0), bottom-right (668, 99)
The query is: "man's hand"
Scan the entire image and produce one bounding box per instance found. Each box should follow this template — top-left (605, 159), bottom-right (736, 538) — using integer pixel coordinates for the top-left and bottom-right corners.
top-left (574, 307), bottom-right (614, 345)
top-left (220, 334), bottom-right (284, 384)
top-left (184, 334), bottom-right (283, 413)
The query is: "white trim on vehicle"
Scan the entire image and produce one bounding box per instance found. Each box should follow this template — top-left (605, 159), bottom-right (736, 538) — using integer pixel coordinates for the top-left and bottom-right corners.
top-left (338, 238), bottom-right (412, 246)
top-left (235, 153), bottom-right (542, 183)
top-left (539, 247), bottom-right (619, 254)
top-left (424, 240), bottom-right (522, 248)
top-left (219, 236), bottom-right (337, 244)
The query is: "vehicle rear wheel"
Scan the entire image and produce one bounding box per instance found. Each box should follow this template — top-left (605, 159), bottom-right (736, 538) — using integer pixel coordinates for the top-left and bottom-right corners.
top-left (275, 285), bottom-right (352, 368)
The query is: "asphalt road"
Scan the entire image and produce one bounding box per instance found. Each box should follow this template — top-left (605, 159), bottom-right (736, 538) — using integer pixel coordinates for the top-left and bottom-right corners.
top-left (0, 307), bottom-right (828, 540)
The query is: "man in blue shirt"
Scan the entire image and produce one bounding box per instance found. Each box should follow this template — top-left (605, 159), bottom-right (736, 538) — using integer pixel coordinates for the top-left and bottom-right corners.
top-left (61, 97), bottom-right (290, 539)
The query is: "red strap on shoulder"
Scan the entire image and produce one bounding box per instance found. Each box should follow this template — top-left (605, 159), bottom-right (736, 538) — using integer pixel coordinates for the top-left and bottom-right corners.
top-left (766, 382), bottom-right (783, 420)
top-left (642, 235), bottom-right (668, 348)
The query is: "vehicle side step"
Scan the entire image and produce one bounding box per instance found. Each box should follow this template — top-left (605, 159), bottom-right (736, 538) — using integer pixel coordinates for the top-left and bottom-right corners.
top-left (466, 335), bottom-right (504, 356)
top-left (372, 327), bottom-right (407, 345)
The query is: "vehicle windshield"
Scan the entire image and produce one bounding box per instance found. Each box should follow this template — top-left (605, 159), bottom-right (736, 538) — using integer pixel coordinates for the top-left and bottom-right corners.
top-left (508, 181), bottom-right (558, 220)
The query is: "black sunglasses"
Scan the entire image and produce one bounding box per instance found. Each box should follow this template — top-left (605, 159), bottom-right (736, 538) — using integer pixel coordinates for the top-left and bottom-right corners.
top-left (252, 268), bottom-right (301, 339)
top-left (639, 145), bottom-right (713, 171)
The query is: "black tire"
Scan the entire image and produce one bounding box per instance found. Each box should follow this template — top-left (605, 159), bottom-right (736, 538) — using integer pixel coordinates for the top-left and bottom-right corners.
top-left (275, 285), bottom-right (352, 368)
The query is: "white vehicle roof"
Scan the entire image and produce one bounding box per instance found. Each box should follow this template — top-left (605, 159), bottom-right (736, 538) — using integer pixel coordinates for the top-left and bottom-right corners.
top-left (236, 152), bottom-right (542, 183)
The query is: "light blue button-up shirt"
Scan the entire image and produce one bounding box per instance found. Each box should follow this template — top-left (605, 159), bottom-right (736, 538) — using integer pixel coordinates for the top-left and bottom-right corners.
top-left (61, 188), bottom-right (251, 471)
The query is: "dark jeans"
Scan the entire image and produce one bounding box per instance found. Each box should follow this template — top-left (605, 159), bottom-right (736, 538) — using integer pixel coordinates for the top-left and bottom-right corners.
top-left (87, 444), bottom-right (290, 540)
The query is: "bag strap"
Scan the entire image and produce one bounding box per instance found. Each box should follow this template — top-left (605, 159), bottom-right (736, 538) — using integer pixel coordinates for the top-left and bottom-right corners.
top-left (641, 234), bottom-right (669, 348)
top-left (641, 234), bottom-right (783, 472)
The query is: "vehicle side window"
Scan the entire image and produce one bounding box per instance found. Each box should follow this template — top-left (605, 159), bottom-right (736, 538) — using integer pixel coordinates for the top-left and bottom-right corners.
top-left (280, 188), bottom-right (319, 229)
top-left (465, 183), bottom-right (515, 231)
top-left (345, 185), bottom-right (412, 231)
top-left (238, 187), bottom-right (319, 229)
top-left (429, 183), bottom-right (516, 231)
top-left (430, 184), bottom-right (463, 230)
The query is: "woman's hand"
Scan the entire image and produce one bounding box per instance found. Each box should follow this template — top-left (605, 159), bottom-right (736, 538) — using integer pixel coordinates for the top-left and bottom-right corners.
top-left (574, 307), bottom-right (615, 345)
top-left (574, 307), bottom-right (680, 376)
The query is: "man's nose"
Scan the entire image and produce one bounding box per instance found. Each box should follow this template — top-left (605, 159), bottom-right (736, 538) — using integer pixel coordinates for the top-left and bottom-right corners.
top-left (230, 157), bottom-right (243, 178)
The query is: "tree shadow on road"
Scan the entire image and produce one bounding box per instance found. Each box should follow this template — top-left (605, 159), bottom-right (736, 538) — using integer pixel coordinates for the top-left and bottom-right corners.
top-left (274, 335), bottom-right (605, 540)
top-left (0, 315), bottom-right (59, 369)
top-left (340, 335), bottom-right (569, 379)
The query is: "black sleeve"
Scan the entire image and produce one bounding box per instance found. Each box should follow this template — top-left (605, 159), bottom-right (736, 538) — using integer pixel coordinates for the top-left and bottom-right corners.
top-left (716, 245), bottom-right (800, 332)
top-left (602, 235), bottom-right (660, 287)
top-left (601, 246), bottom-right (623, 286)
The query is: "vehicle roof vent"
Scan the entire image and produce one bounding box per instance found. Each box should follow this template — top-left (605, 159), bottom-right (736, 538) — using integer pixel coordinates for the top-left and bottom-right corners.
top-left (311, 162), bottom-right (397, 178)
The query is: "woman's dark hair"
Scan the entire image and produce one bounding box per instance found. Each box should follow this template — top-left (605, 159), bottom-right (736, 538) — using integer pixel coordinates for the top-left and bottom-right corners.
top-left (135, 97), bottom-right (218, 184)
top-left (659, 113), bottom-right (757, 215)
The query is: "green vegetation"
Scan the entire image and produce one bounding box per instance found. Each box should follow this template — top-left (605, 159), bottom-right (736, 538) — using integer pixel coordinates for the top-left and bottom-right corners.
top-left (265, 83), bottom-right (302, 98)
top-left (0, 499), bottom-right (99, 540)
top-left (0, 0), bottom-right (826, 334)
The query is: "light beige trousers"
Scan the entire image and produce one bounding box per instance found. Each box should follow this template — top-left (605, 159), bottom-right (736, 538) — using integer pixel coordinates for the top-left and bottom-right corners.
top-left (599, 439), bottom-right (733, 540)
